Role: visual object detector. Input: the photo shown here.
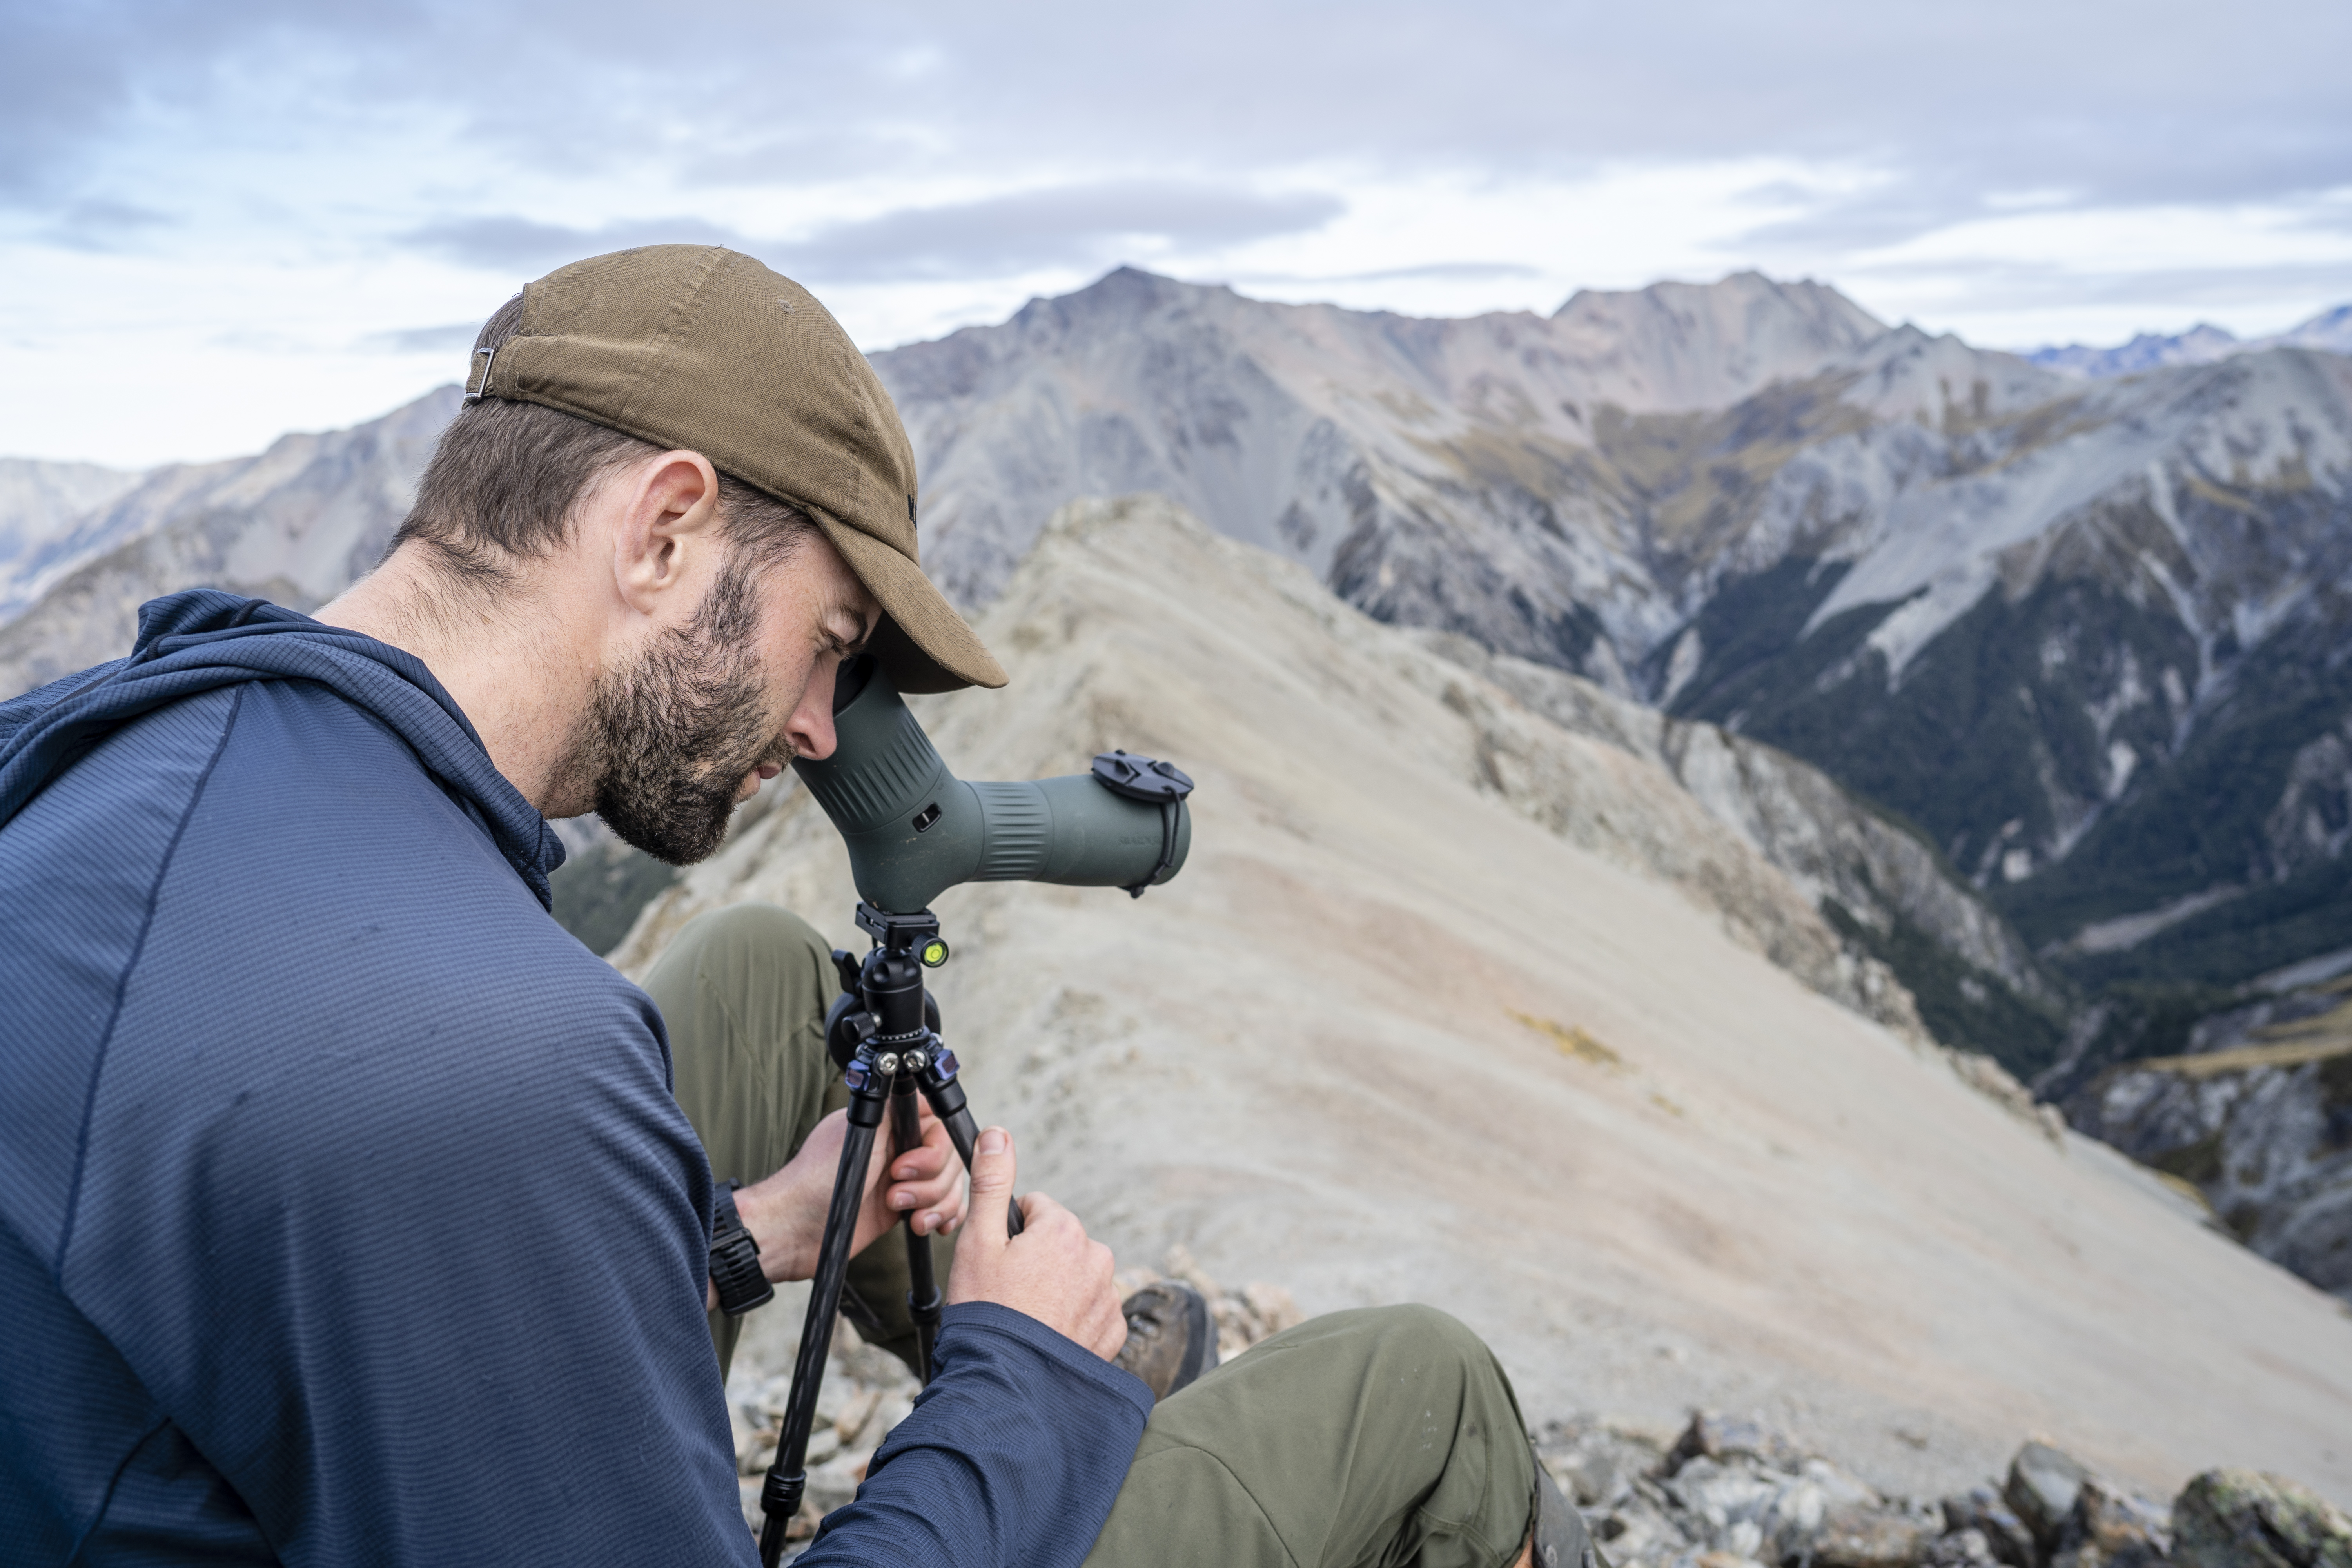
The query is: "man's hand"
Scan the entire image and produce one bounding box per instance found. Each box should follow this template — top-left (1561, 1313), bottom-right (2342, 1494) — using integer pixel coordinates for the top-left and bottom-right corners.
top-left (944, 1127), bottom-right (1125, 1359)
top-left (711, 1103), bottom-right (969, 1305)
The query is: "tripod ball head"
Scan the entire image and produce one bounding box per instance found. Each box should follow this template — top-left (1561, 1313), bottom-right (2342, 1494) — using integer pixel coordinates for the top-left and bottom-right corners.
top-left (791, 655), bottom-right (1193, 914)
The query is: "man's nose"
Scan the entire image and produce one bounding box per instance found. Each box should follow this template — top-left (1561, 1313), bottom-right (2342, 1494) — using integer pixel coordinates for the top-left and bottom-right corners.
top-left (789, 700), bottom-right (838, 763)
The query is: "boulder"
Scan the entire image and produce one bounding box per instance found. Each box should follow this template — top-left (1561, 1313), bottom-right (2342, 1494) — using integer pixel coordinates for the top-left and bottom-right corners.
top-left (1814, 1504), bottom-right (1933, 1568)
top-left (1945, 1485), bottom-right (2039, 1568)
top-left (1928, 1530), bottom-right (2005, 1568)
top-left (2172, 1470), bottom-right (2352, 1568)
top-left (2010, 1443), bottom-right (2094, 1553)
top-left (2053, 1479), bottom-right (2171, 1568)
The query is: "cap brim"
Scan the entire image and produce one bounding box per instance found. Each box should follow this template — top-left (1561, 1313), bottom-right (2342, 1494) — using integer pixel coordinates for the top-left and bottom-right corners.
top-left (809, 508), bottom-right (1007, 693)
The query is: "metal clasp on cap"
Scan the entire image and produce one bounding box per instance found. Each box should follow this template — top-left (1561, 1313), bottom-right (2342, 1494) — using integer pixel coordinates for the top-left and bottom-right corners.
top-left (462, 345), bottom-right (496, 406)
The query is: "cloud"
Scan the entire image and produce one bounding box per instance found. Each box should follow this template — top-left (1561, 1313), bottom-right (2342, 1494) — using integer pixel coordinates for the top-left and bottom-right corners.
top-left (396, 183), bottom-right (1341, 283)
top-left (0, 0), bottom-right (418, 199)
top-left (1853, 258), bottom-right (2352, 312)
top-left (779, 183), bottom-right (1346, 283)
top-left (38, 199), bottom-right (174, 253)
top-left (17, 0), bottom-right (2343, 223)
top-left (359, 322), bottom-right (483, 354)
top-left (398, 215), bottom-right (754, 272)
top-left (1232, 261), bottom-right (1544, 287)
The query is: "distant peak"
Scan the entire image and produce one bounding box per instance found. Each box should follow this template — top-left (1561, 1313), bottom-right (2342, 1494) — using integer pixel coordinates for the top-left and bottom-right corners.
top-left (1550, 270), bottom-right (1885, 336)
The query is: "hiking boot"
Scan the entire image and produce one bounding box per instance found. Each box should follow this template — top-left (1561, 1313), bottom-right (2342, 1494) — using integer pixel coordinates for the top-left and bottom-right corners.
top-left (1531, 1453), bottom-right (1604, 1568)
top-left (1112, 1281), bottom-right (1216, 1400)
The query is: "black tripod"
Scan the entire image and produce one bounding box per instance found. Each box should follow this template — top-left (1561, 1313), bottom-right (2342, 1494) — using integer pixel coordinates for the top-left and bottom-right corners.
top-left (753, 900), bottom-right (1018, 1566)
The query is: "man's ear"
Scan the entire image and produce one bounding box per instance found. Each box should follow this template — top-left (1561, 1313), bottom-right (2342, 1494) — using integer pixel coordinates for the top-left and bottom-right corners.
top-left (611, 450), bottom-right (723, 615)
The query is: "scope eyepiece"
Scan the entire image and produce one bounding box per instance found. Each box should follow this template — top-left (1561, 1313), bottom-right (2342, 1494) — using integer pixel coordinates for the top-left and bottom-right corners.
top-left (791, 657), bottom-right (1193, 914)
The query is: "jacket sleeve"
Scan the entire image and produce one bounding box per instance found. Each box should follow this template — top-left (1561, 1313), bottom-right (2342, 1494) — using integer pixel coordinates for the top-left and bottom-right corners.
top-left (798, 1302), bottom-right (1154, 1568)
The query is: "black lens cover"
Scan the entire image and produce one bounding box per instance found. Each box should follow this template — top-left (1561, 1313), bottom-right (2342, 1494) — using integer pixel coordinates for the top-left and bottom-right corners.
top-left (1091, 750), bottom-right (1194, 802)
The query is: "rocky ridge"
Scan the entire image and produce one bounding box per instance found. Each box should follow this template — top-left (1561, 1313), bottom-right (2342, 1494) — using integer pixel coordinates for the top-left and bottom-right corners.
top-left (1409, 630), bottom-right (2065, 1071)
top-left (610, 494), bottom-right (2352, 1502)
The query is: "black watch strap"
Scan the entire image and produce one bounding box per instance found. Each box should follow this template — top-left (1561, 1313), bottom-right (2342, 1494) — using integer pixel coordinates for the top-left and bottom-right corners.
top-left (710, 1180), bottom-right (775, 1317)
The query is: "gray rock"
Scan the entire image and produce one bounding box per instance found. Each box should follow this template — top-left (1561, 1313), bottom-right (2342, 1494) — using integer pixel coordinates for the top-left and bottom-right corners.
top-left (1814, 1505), bottom-right (1933, 1568)
top-left (2009, 1443), bottom-right (2094, 1553)
top-left (2053, 1479), bottom-right (2172, 1568)
top-left (1930, 1530), bottom-right (2006, 1568)
top-left (2171, 1469), bottom-right (2352, 1568)
top-left (1944, 1485), bottom-right (2038, 1568)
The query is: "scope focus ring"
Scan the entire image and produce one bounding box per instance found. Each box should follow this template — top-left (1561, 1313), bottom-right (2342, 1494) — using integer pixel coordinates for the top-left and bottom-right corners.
top-left (710, 1180), bottom-right (775, 1317)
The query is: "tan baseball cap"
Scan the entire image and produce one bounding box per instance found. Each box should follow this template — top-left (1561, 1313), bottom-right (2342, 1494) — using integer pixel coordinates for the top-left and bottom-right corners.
top-left (464, 244), bottom-right (1005, 693)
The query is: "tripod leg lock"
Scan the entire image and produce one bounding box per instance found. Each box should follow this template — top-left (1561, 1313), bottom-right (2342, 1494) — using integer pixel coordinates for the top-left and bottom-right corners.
top-left (757, 1468), bottom-right (808, 1562)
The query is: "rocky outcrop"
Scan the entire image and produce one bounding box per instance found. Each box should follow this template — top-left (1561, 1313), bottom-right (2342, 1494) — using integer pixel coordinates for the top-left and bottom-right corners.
top-left (2173, 1471), bottom-right (2352, 1568)
top-left (1545, 1420), bottom-right (2343, 1568)
top-left (2059, 985), bottom-right (2352, 1301)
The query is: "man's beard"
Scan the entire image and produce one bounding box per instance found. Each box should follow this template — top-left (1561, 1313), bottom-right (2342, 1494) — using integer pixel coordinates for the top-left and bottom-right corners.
top-left (569, 561), bottom-right (786, 866)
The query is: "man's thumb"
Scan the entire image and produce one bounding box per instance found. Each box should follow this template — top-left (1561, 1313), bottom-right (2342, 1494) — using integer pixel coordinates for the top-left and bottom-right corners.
top-left (967, 1127), bottom-right (1016, 1236)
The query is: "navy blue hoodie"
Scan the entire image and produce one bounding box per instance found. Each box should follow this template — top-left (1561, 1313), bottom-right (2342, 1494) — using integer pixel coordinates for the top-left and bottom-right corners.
top-left (0, 592), bottom-right (1149, 1566)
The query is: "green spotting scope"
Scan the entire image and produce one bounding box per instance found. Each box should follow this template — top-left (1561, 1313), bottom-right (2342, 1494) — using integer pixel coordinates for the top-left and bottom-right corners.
top-left (791, 655), bottom-right (1193, 915)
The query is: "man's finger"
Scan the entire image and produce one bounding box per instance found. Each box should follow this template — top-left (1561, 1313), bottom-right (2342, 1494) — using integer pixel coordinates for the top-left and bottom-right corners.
top-left (965, 1126), bottom-right (1016, 1243)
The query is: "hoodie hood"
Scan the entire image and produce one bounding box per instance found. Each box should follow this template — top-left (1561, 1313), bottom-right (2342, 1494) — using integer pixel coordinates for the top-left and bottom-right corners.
top-left (0, 590), bottom-right (564, 906)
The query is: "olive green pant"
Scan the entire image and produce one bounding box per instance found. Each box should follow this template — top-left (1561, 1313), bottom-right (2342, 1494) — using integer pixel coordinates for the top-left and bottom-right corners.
top-left (643, 903), bottom-right (1538, 1568)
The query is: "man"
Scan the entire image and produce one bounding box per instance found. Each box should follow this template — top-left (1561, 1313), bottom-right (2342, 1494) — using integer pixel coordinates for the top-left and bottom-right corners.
top-left (0, 245), bottom-right (1594, 1568)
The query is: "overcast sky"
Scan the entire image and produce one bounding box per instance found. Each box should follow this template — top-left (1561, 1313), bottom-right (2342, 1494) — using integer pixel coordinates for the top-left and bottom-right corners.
top-left (6, 0), bottom-right (2350, 467)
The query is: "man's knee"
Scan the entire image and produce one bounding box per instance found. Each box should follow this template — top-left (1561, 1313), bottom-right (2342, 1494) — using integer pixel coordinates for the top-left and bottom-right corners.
top-left (1357, 1302), bottom-right (1497, 1372)
top-left (1285, 1301), bottom-right (1488, 1361)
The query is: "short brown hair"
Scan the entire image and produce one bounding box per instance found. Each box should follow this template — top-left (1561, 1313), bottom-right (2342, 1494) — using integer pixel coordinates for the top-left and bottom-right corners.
top-left (390, 294), bottom-right (815, 584)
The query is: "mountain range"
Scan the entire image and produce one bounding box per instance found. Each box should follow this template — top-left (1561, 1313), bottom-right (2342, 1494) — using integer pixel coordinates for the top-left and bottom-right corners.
top-left (863, 270), bottom-right (2352, 1080)
top-left (2026, 305), bottom-right (2352, 379)
top-left (5, 265), bottom-right (2350, 1302)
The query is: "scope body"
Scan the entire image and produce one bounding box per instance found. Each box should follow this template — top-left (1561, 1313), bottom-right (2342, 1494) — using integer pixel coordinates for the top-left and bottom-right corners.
top-left (791, 658), bottom-right (1191, 913)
